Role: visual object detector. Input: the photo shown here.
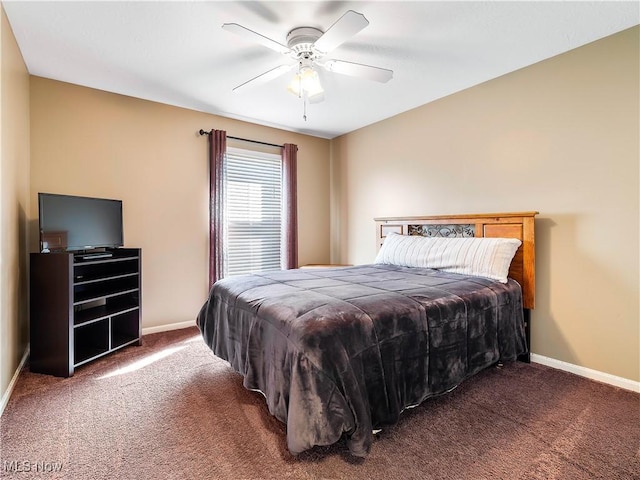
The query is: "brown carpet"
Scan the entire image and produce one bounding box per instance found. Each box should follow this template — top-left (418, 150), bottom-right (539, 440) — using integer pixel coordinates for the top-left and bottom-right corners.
top-left (1, 327), bottom-right (638, 480)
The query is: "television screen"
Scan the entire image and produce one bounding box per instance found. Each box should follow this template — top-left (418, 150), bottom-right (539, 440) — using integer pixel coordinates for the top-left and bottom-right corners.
top-left (38, 193), bottom-right (123, 252)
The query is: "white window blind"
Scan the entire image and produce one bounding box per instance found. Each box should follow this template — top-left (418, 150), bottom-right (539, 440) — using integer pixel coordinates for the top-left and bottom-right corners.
top-left (223, 147), bottom-right (283, 277)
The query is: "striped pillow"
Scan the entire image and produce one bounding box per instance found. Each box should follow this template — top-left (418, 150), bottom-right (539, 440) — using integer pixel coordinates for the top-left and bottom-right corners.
top-left (374, 233), bottom-right (521, 283)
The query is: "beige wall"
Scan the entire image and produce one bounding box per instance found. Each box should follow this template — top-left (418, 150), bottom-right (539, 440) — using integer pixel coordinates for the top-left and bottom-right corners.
top-left (0, 6), bottom-right (30, 402)
top-left (29, 78), bottom-right (330, 330)
top-left (331, 27), bottom-right (639, 382)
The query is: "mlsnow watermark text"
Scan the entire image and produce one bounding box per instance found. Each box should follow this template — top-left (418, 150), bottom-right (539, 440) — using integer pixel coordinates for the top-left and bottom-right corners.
top-left (2, 460), bottom-right (63, 473)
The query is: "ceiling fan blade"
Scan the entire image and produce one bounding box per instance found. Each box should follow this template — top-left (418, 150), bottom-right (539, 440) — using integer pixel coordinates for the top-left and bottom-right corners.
top-left (222, 23), bottom-right (290, 55)
top-left (232, 64), bottom-right (294, 93)
top-left (322, 60), bottom-right (393, 83)
top-left (313, 10), bottom-right (369, 54)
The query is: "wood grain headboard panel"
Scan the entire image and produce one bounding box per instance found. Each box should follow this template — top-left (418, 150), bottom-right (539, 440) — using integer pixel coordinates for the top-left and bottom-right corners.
top-left (374, 212), bottom-right (538, 309)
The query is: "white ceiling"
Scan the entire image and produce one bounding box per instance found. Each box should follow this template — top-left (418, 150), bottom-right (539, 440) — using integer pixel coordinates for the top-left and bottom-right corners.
top-left (4, 1), bottom-right (639, 139)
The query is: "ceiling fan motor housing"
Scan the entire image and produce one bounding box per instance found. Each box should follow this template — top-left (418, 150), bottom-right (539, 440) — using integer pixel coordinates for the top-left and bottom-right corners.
top-left (286, 27), bottom-right (324, 60)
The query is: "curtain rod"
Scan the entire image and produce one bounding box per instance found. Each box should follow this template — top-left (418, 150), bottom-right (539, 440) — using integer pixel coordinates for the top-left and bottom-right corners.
top-left (198, 129), bottom-right (283, 149)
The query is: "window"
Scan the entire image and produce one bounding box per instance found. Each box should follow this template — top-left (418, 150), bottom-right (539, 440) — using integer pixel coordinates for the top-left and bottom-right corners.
top-left (206, 130), bottom-right (296, 287)
top-left (223, 147), bottom-right (283, 277)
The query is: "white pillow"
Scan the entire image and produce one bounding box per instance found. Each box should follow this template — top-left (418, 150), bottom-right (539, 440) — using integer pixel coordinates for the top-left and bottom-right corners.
top-left (374, 233), bottom-right (521, 283)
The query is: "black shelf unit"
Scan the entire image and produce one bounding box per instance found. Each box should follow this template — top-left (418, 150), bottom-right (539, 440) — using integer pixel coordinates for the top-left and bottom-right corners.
top-left (30, 248), bottom-right (142, 377)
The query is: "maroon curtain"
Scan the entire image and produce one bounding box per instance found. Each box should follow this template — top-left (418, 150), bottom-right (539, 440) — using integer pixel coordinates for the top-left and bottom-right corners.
top-left (282, 143), bottom-right (298, 269)
top-left (209, 130), bottom-right (226, 288)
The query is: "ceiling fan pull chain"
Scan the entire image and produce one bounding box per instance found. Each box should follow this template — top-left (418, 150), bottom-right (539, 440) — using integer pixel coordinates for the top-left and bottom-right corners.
top-left (303, 95), bottom-right (308, 122)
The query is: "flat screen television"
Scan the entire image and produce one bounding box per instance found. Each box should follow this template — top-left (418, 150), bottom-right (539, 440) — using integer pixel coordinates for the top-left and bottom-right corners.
top-left (38, 193), bottom-right (123, 253)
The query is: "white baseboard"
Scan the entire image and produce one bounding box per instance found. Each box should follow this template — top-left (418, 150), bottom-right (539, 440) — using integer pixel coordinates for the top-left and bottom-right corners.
top-left (531, 353), bottom-right (639, 393)
top-left (141, 320), bottom-right (196, 336)
top-left (0, 347), bottom-right (29, 418)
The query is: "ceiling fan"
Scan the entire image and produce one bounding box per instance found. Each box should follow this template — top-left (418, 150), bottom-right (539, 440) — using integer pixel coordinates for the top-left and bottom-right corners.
top-left (222, 10), bottom-right (393, 102)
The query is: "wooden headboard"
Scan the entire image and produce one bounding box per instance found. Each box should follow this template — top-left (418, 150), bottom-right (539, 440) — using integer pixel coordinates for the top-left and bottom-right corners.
top-left (374, 212), bottom-right (538, 309)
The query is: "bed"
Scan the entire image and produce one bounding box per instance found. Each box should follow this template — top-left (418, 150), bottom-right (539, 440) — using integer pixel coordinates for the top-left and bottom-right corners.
top-left (197, 212), bottom-right (537, 457)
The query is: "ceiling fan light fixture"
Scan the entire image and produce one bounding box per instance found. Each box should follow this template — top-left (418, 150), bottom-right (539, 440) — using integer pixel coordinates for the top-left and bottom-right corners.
top-left (287, 65), bottom-right (324, 99)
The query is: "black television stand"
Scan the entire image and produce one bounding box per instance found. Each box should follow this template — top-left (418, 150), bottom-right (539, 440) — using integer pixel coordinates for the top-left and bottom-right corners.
top-left (30, 248), bottom-right (142, 377)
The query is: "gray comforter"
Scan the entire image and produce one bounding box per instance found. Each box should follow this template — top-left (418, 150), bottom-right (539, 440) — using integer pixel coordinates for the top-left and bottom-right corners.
top-left (196, 264), bottom-right (526, 457)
